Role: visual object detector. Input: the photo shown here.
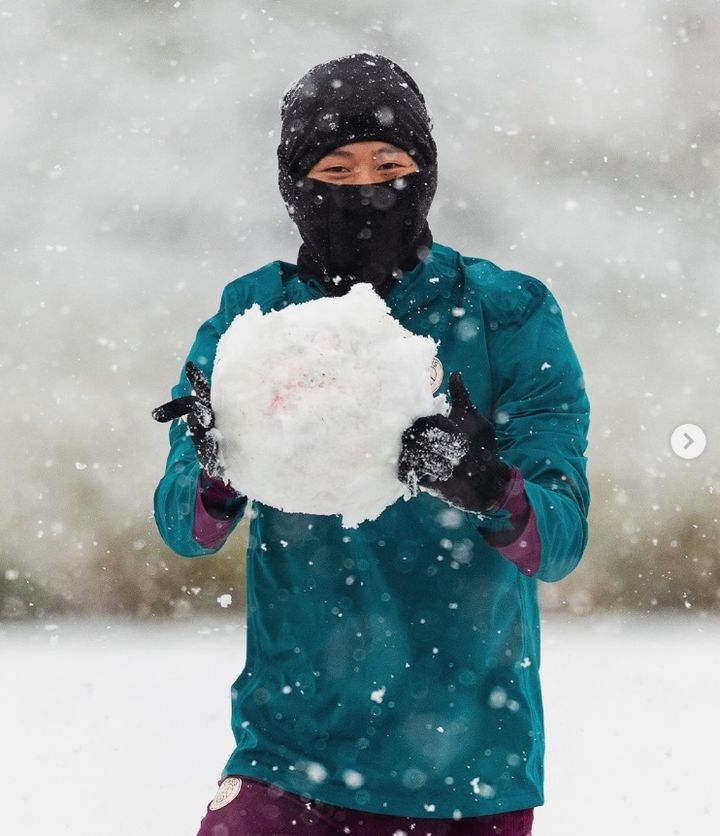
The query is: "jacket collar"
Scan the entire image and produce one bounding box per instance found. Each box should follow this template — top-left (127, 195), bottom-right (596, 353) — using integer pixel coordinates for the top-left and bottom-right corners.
top-left (286, 242), bottom-right (460, 319)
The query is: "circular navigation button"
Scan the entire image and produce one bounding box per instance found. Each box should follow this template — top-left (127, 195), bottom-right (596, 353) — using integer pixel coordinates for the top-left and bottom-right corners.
top-left (670, 423), bottom-right (706, 460)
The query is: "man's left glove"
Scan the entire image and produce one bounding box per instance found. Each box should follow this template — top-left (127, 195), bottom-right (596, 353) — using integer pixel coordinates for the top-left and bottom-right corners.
top-left (398, 371), bottom-right (510, 513)
top-left (152, 362), bottom-right (223, 479)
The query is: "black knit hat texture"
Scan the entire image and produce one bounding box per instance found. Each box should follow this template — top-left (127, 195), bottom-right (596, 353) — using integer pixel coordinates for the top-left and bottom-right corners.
top-left (277, 53), bottom-right (437, 177)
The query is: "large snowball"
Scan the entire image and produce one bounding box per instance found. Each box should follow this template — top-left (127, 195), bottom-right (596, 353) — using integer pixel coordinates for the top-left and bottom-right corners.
top-left (211, 283), bottom-right (446, 527)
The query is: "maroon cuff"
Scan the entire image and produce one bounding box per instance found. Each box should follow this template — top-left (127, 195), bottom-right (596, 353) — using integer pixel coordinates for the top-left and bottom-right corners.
top-left (192, 474), bottom-right (237, 550)
top-left (482, 466), bottom-right (541, 576)
top-left (493, 504), bottom-right (541, 576)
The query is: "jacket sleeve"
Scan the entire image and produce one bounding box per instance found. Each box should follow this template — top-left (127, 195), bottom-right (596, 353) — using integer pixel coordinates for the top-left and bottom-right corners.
top-left (153, 283), bottom-right (250, 557)
top-left (479, 276), bottom-right (591, 582)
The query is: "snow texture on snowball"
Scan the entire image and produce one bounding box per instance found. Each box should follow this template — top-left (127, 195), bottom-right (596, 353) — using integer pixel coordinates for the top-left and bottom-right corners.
top-left (211, 283), bottom-right (446, 527)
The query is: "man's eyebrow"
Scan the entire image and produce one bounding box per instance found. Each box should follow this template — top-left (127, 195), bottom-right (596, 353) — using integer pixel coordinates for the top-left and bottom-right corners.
top-left (323, 144), bottom-right (404, 158)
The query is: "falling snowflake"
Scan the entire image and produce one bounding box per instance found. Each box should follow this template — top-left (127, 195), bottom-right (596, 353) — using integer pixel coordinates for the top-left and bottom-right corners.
top-left (370, 686), bottom-right (386, 704)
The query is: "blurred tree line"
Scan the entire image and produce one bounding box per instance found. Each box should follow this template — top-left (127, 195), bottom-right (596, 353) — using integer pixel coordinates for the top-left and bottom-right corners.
top-left (2, 475), bottom-right (718, 619)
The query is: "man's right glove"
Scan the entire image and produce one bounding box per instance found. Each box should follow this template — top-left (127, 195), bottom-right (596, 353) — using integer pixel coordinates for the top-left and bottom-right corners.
top-left (152, 362), bottom-right (223, 478)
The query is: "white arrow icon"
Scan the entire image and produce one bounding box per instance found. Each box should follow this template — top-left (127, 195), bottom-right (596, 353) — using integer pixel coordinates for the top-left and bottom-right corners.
top-left (671, 424), bottom-right (706, 460)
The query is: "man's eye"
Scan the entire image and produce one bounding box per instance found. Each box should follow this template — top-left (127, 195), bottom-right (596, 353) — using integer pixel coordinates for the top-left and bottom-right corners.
top-left (378, 161), bottom-right (402, 169)
top-left (323, 166), bottom-right (349, 173)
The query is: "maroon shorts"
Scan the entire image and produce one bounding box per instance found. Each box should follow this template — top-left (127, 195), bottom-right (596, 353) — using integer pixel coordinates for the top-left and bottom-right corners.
top-left (196, 775), bottom-right (534, 835)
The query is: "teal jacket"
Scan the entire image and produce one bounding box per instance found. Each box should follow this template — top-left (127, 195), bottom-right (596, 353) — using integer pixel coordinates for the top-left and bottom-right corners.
top-left (154, 242), bottom-right (590, 819)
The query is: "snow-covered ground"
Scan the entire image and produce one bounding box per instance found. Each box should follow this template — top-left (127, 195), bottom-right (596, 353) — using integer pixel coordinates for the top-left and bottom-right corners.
top-left (2, 613), bottom-right (718, 835)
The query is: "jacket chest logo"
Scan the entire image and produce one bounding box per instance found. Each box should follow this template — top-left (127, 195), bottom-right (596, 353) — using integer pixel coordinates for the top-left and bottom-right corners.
top-left (429, 357), bottom-right (443, 392)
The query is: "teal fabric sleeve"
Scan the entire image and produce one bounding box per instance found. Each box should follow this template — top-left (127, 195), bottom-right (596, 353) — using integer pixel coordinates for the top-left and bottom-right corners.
top-left (479, 278), bottom-right (590, 582)
top-left (153, 282), bottom-right (251, 557)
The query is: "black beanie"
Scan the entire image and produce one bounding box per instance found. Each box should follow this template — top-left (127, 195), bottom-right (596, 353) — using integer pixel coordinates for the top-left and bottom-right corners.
top-left (277, 53), bottom-right (438, 297)
top-left (277, 52), bottom-right (437, 177)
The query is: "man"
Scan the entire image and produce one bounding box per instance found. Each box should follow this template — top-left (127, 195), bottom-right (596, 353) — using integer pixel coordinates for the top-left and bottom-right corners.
top-left (153, 53), bottom-right (590, 836)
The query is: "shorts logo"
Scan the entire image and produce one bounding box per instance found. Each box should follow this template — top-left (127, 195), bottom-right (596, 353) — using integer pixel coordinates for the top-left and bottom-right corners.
top-left (209, 776), bottom-right (243, 810)
top-left (429, 357), bottom-right (443, 392)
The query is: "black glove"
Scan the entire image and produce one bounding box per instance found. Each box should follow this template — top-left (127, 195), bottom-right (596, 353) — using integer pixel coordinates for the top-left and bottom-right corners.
top-left (152, 362), bottom-right (223, 478)
top-left (398, 371), bottom-right (510, 513)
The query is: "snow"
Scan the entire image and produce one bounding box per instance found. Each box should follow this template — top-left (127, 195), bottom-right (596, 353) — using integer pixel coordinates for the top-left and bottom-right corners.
top-left (304, 761), bottom-right (329, 784)
top-left (212, 283), bottom-right (446, 527)
top-left (370, 685), bottom-right (386, 704)
top-left (470, 778), bottom-right (496, 799)
top-left (2, 614), bottom-right (719, 835)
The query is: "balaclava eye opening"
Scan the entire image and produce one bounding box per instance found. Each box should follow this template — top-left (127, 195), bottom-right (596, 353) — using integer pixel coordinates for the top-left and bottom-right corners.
top-left (277, 53), bottom-right (438, 297)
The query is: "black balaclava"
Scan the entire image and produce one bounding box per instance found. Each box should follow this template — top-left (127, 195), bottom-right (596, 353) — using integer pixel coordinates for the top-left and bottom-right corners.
top-left (278, 53), bottom-right (438, 297)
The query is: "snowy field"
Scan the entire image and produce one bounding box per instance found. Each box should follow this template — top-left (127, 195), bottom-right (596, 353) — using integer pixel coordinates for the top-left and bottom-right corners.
top-left (2, 613), bottom-right (718, 835)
